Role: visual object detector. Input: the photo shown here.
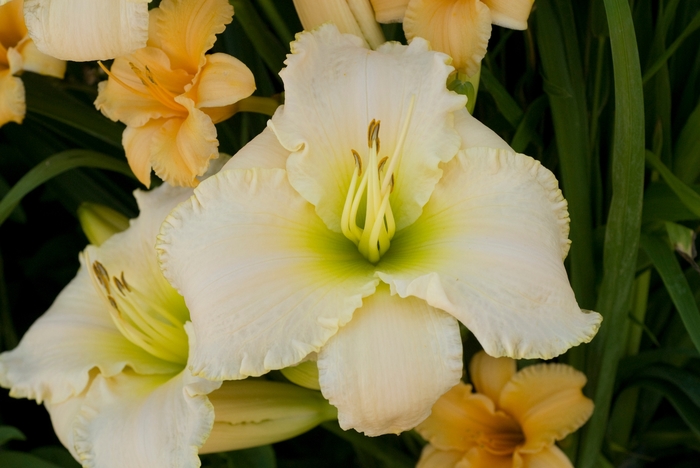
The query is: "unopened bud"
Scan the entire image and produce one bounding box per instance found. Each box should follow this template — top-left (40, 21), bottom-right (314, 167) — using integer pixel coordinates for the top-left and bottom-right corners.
top-left (200, 379), bottom-right (336, 454)
top-left (281, 361), bottom-right (321, 390)
top-left (293, 0), bottom-right (385, 49)
top-left (77, 203), bottom-right (129, 246)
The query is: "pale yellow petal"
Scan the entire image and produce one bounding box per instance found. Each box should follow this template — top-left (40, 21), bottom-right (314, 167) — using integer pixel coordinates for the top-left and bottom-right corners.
top-left (317, 284), bottom-right (463, 436)
top-left (23, 0), bottom-right (149, 61)
top-left (462, 447), bottom-right (514, 468)
top-left (416, 382), bottom-right (522, 453)
top-left (0, 0), bottom-right (27, 48)
top-left (293, 0), bottom-right (385, 49)
top-left (499, 364), bottom-right (594, 453)
top-left (454, 107), bottom-right (511, 151)
top-left (273, 25), bottom-right (464, 233)
top-left (122, 120), bottom-right (165, 187)
top-left (377, 148), bottom-right (602, 360)
top-left (417, 445), bottom-right (465, 468)
top-left (150, 98), bottom-right (219, 187)
top-left (482, 0), bottom-right (534, 30)
top-left (222, 125), bottom-right (290, 171)
top-left (369, 0), bottom-right (409, 23)
top-left (156, 168), bottom-right (378, 380)
top-left (404, 0), bottom-right (492, 76)
top-left (15, 37), bottom-right (65, 78)
top-left (0, 68), bottom-right (25, 127)
top-left (519, 445), bottom-right (573, 468)
top-left (45, 388), bottom-right (86, 461)
top-left (94, 47), bottom-right (191, 128)
top-left (468, 351), bottom-right (516, 404)
top-left (156, 0), bottom-right (233, 74)
top-left (194, 52), bottom-right (255, 109)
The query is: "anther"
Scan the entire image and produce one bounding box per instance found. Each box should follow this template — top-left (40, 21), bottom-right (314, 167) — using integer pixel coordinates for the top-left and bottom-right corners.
top-left (108, 296), bottom-right (119, 310)
top-left (114, 276), bottom-right (128, 296)
top-left (377, 157), bottom-right (388, 173)
top-left (351, 150), bottom-right (363, 175)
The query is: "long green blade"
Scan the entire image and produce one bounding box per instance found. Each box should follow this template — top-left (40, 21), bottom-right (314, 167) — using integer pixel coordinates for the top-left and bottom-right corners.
top-left (579, 0), bottom-right (645, 465)
top-left (0, 151), bottom-right (134, 227)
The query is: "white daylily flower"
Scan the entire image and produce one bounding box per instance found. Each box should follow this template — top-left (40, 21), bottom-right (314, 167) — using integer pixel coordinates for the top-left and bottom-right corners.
top-left (0, 175), bottom-right (335, 467)
top-left (22, 0), bottom-right (150, 62)
top-left (156, 25), bottom-right (602, 437)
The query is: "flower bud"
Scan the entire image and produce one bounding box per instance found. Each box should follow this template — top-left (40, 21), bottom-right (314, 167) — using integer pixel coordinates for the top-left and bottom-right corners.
top-left (77, 203), bottom-right (129, 246)
top-left (293, 0), bottom-right (385, 49)
top-left (200, 380), bottom-right (337, 454)
top-left (280, 361), bottom-right (321, 390)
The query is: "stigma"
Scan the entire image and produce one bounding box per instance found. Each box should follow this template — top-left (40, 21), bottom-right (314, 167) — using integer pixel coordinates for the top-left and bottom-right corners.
top-left (85, 253), bottom-right (189, 365)
top-left (341, 96), bottom-right (415, 263)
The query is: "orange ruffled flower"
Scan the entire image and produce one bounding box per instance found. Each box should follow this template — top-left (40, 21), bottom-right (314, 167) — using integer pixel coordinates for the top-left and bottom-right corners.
top-left (370, 0), bottom-right (535, 76)
top-left (416, 351), bottom-right (594, 468)
top-left (0, 0), bottom-right (65, 128)
top-left (95, 0), bottom-right (256, 187)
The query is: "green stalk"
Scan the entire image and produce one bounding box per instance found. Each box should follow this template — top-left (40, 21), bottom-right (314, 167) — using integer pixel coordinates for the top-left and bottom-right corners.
top-left (578, 0), bottom-right (645, 465)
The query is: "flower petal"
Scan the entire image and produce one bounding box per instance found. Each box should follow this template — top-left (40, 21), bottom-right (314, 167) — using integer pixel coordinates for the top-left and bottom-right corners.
top-left (462, 447), bottom-right (514, 468)
top-left (271, 24), bottom-right (465, 232)
top-left (0, 0), bottom-right (26, 48)
top-left (369, 0), bottom-right (409, 23)
top-left (157, 168), bottom-right (378, 380)
top-left (293, 0), bottom-right (385, 49)
top-left (156, 0), bottom-right (233, 74)
top-left (482, 0), bottom-right (534, 30)
top-left (122, 120), bottom-right (164, 187)
top-left (23, 0), bottom-right (149, 61)
top-left (0, 262), bottom-right (179, 405)
top-left (454, 107), bottom-right (510, 151)
top-left (519, 445), bottom-right (573, 468)
top-left (94, 47), bottom-right (191, 128)
top-left (45, 385), bottom-right (88, 461)
top-left (194, 52), bottom-right (255, 109)
top-left (468, 351), bottom-right (516, 404)
top-left (499, 363), bottom-right (594, 453)
top-left (377, 148), bottom-right (602, 359)
top-left (150, 98), bottom-right (219, 187)
top-left (222, 125), bottom-right (290, 171)
top-left (318, 284), bottom-right (462, 436)
top-left (73, 369), bottom-right (219, 468)
top-left (0, 68), bottom-right (24, 127)
top-left (15, 37), bottom-right (65, 78)
top-left (404, 0), bottom-right (492, 76)
top-left (416, 382), bottom-right (520, 452)
top-left (417, 445), bottom-right (465, 468)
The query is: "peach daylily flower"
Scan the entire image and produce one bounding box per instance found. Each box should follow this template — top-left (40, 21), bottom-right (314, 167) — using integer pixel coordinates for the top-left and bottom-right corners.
top-left (416, 351), bottom-right (594, 468)
top-left (369, 0), bottom-right (535, 76)
top-left (94, 0), bottom-right (256, 187)
top-left (0, 0), bottom-right (65, 128)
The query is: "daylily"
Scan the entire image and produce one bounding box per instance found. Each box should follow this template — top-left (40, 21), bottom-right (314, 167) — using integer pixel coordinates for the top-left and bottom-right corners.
top-left (293, 0), bottom-right (386, 48)
top-left (156, 25), bottom-right (601, 437)
top-left (0, 0), bottom-right (65, 127)
top-left (0, 171), bottom-right (335, 468)
top-left (415, 351), bottom-right (594, 467)
top-left (369, 0), bottom-right (535, 76)
top-left (21, 0), bottom-right (149, 62)
top-left (94, 0), bottom-right (256, 188)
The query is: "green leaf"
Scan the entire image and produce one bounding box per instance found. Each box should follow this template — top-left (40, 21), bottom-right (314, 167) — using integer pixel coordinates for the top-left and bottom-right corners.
top-left (643, 182), bottom-right (699, 222)
top-left (642, 8), bottom-right (700, 84)
top-left (479, 66), bottom-right (523, 128)
top-left (535, 0), bottom-right (596, 310)
top-left (321, 421), bottom-right (415, 468)
top-left (205, 446), bottom-right (276, 468)
top-left (0, 150), bottom-right (134, 227)
top-left (0, 451), bottom-right (63, 468)
top-left (0, 427), bottom-right (25, 446)
top-left (618, 348), bottom-right (699, 383)
top-left (631, 378), bottom-right (700, 436)
top-left (579, 0), bottom-right (646, 466)
top-left (30, 447), bottom-right (80, 468)
top-left (640, 234), bottom-right (700, 353)
top-left (646, 150), bottom-right (700, 218)
top-left (673, 100), bottom-right (700, 185)
top-left (229, 0), bottom-right (288, 74)
top-left (22, 73), bottom-right (123, 148)
top-left (510, 95), bottom-right (548, 153)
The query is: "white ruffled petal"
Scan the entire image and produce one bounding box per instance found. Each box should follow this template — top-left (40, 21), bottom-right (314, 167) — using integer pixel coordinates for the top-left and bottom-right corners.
top-left (271, 24), bottom-right (465, 232)
top-left (377, 148), bottom-right (601, 359)
top-left (317, 284), bottom-right (462, 436)
top-left (222, 124), bottom-right (290, 171)
top-left (23, 0), bottom-right (149, 61)
top-left (157, 168), bottom-right (378, 380)
top-left (73, 369), bottom-right (219, 468)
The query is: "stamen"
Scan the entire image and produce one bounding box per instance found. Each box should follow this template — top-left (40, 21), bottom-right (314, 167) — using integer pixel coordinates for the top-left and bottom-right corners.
top-left (83, 253), bottom-right (189, 365)
top-left (129, 63), bottom-right (185, 112)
